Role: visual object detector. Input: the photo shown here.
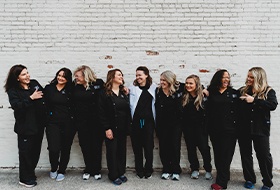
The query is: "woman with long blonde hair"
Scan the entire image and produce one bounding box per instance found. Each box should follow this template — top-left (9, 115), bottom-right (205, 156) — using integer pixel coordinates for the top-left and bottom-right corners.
top-left (181, 75), bottom-right (212, 180)
top-left (155, 70), bottom-right (184, 180)
top-left (72, 65), bottom-right (104, 180)
top-left (239, 67), bottom-right (277, 190)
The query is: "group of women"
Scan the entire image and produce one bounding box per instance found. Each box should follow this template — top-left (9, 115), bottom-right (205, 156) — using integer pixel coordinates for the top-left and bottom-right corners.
top-left (5, 64), bottom-right (277, 190)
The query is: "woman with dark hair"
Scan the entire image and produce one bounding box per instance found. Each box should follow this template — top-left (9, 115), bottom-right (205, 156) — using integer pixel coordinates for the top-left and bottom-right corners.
top-left (99, 69), bottom-right (131, 185)
top-left (72, 65), bottom-right (104, 180)
top-left (239, 67), bottom-right (277, 190)
top-left (4, 64), bottom-right (46, 188)
top-left (207, 69), bottom-right (240, 190)
top-left (129, 66), bottom-right (156, 179)
top-left (182, 74), bottom-right (212, 180)
top-left (44, 68), bottom-right (76, 182)
top-left (155, 70), bottom-right (184, 181)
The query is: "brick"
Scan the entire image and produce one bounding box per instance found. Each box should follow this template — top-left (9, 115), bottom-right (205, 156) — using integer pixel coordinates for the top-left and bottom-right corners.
top-left (0, 0), bottom-right (280, 170)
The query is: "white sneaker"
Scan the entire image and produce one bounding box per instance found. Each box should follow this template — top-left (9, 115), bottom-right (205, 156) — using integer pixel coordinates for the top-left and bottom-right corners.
top-left (171, 174), bottom-right (180, 181)
top-left (83, 173), bottom-right (90, 180)
top-left (191, 170), bottom-right (199, 179)
top-left (161, 173), bottom-right (170, 180)
top-left (56, 173), bottom-right (65, 182)
top-left (50, 171), bottom-right (57, 179)
top-left (94, 174), bottom-right (102, 180)
top-left (205, 172), bottom-right (213, 180)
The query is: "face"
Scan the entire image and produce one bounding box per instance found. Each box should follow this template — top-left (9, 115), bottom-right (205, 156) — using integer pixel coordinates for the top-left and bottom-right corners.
top-left (113, 71), bottom-right (123, 85)
top-left (57, 71), bottom-right (67, 85)
top-left (18, 68), bottom-right (30, 86)
top-left (185, 78), bottom-right (196, 94)
top-left (221, 72), bottom-right (230, 89)
top-left (136, 70), bottom-right (148, 86)
top-left (74, 71), bottom-right (86, 85)
top-left (246, 71), bottom-right (254, 86)
top-left (160, 75), bottom-right (169, 90)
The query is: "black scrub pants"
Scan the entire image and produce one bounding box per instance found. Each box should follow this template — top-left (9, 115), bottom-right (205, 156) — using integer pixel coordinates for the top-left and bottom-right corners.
top-left (46, 120), bottom-right (76, 174)
top-left (76, 118), bottom-right (104, 175)
top-left (210, 132), bottom-right (237, 189)
top-left (239, 134), bottom-right (273, 188)
top-left (105, 129), bottom-right (127, 181)
top-left (183, 125), bottom-right (212, 172)
top-left (130, 119), bottom-right (155, 175)
top-left (157, 122), bottom-right (182, 174)
top-left (18, 127), bottom-right (44, 182)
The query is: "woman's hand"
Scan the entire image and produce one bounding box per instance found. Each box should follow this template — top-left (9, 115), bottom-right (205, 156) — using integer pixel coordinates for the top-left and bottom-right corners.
top-left (123, 86), bottom-right (130, 95)
top-left (240, 93), bottom-right (254, 103)
top-left (202, 89), bottom-right (209, 97)
top-left (106, 129), bottom-right (114, 140)
top-left (30, 89), bottom-right (43, 100)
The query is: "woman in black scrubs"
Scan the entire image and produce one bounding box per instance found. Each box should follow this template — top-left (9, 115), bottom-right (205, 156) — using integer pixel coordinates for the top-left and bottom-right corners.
top-left (155, 70), bottom-right (184, 181)
top-left (72, 65), bottom-right (104, 180)
top-left (239, 67), bottom-right (277, 190)
top-left (5, 64), bottom-right (46, 188)
top-left (207, 69), bottom-right (239, 190)
top-left (181, 74), bottom-right (212, 180)
top-left (44, 68), bottom-right (76, 182)
top-left (99, 69), bottom-right (131, 185)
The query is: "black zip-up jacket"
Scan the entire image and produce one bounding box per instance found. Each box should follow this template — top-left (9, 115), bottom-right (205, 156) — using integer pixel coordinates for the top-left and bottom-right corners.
top-left (44, 83), bottom-right (74, 123)
top-left (98, 90), bottom-right (131, 133)
top-left (7, 79), bottom-right (46, 135)
top-left (155, 83), bottom-right (184, 128)
top-left (72, 79), bottom-right (104, 120)
top-left (239, 87), bottom-right (278, 136)
top-left (182, 95), bottom-right (207, 133)
top-left (206, 87), bottom-right (240, 134)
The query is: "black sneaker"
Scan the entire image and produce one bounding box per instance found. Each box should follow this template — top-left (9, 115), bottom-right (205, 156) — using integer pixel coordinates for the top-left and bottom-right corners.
top-left (145, 172), bottom-right (152, 179)
top-left (136, 172), bottom-right (144, 179)
top-left (19, 180), bottom-right (37, 188)
top-left (112, 178), bottom-right (122, 185)
top-left (119, 175), bottom-right (127, 183)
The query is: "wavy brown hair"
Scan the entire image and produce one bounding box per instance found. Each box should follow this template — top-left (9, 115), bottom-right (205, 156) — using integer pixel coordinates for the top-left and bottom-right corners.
top-left (105, 69), bottom-right (125, 96)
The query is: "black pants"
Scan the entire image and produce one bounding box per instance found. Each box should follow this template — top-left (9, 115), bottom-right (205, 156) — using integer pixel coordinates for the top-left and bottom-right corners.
top-left (105, 129), bottom-right (127, 181)
top-left (239, 135), bottom-right (273, 187)
top-left (77, 119), bottom-right (104, 175)
top-left (183, 127), bottom-right (212, 172)
top-left (130, 119), bottom-right (154, 174)
top-left (157, 123), bottom-right (182, 174)
top-left (18, 128), bottom-right (44, 182)
top-left (46, 121), bottom-right (76, 174)
top-left (210, 132), bottom-right (237, 189)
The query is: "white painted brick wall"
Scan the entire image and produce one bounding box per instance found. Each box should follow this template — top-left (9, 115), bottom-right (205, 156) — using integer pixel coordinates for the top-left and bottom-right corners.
top-left (0, 0), bottom-right (280, 171)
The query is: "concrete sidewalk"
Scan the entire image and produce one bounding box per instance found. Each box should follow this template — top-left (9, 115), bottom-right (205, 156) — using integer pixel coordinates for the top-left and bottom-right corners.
top-left (0, 168), bottom-right (279, 190)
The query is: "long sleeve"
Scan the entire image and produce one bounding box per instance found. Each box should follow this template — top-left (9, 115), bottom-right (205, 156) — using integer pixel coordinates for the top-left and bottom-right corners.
top-left (98, 92), bottom-right (112, 131)
top-left (8, 88), bottom-right (33, 111)
top-left (254, 89), bottom-right (278, 111)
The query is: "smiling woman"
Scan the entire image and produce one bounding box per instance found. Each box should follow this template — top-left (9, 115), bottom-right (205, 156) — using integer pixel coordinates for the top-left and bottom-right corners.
top-left (44, 68), bottom-right (76, 182)
top-left (207, 69), bottom-right (240, 190)
top-left (4, 64), bottom-right (46, 188)
top-left (72, 65), bottom-right (105, 180)
top-left (99, 69), bottom-right (131, 185)
top-left (238, 67), bottom-right (278, 190)
top-left (129, 66), bottom-right (157, 179)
